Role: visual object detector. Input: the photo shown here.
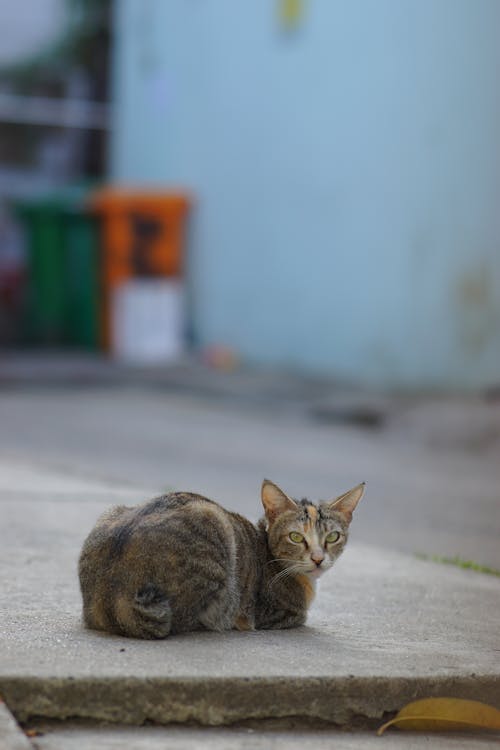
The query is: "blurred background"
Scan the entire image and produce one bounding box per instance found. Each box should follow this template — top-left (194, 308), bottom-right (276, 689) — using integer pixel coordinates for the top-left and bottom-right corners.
top-left (0, 1), bottom-right (499, 569)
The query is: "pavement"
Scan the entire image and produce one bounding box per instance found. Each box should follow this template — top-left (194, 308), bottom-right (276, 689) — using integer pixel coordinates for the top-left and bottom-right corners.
top-left (0, 356), bottom-right (500, 569)
top-left (13, 724), bottom-right (500, 750)
top-left (0, 458), bottom-right (499, 748)
top-left (0, 354), bottom-right (499, 747)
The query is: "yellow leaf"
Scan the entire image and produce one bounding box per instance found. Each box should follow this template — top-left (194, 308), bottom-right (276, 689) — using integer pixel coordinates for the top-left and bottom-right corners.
top-left (377, 697), bottom-right (500, 735)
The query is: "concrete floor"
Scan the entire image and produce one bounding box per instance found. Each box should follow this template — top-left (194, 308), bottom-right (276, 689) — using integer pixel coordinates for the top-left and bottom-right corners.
top-left (28, 724), bottom-right (500, 750)
top-left (0, 377), bottom-right (499, 568)
top-left (1, 366), bottom-right (499, 749)
top-left (0, 456), bottom-right (499, 745)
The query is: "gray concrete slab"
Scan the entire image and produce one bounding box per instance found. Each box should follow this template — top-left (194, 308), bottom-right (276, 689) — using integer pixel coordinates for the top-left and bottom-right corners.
top-left (0, 459), bottom-right (499, 728)
top-left (0, 702), bottom-right (33, 750)
top-left (28, 724), bottom-right (500, 750)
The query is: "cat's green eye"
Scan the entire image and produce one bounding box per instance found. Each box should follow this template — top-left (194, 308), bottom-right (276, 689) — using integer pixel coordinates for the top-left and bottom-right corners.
top-left (289, 531), bottom-right (305, 544)
top-left (325, 531), bottom-right (341, 544)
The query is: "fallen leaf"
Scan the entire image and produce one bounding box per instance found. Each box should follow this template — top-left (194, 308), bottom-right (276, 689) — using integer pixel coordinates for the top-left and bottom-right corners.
top-left (377, 697), bottom-right (500, 735)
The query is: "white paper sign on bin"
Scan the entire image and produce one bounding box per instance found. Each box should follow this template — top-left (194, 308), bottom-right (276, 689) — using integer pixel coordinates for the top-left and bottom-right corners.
top-left (112, 279), bottom-right (184, 363)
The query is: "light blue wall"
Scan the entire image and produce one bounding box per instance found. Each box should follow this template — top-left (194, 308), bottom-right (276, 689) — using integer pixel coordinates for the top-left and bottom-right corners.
top-left (112, 0), bottom-right (500, 389)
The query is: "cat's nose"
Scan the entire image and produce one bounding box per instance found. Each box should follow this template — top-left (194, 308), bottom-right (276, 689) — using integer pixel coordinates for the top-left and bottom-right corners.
top-left (311, 551), bottom-right (324, 566)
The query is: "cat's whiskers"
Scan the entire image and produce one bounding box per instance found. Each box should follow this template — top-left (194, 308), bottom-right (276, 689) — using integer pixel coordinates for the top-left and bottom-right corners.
top-left (268, 561), bottom-right (310, 589)
top-left (266, 557), bottom-right (298, 566)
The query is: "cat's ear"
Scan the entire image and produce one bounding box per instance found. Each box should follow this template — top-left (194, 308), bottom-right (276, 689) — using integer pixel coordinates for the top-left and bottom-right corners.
top-left (327, 482), bottom-right (365, 522)
top-left (261, 479), bottom-right (298, 522)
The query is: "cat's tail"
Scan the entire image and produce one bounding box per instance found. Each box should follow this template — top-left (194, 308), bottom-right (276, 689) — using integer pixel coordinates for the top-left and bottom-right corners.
top-left (115, 583), bottom-right (172, 639)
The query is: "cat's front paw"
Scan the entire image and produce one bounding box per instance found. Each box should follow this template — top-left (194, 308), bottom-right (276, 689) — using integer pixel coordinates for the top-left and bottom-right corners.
top-left (233, 614), bottom-right (255, 631)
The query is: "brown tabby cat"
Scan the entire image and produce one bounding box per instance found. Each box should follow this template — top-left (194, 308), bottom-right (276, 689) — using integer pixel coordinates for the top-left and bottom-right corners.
top-left (79, 479), bottom-right (364, 638)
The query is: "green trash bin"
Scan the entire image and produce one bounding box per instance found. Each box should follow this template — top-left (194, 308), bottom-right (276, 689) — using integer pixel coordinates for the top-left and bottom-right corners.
top-left (13, 189), bottom-right (100, 348)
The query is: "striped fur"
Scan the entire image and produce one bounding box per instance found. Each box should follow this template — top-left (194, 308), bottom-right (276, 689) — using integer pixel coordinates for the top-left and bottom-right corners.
top-left (78, 480), bottom-right (364, 638)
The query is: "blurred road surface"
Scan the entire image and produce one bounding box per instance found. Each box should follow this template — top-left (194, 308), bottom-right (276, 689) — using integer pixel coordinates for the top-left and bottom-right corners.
top-left (0, 374), bottom-right (499, 568)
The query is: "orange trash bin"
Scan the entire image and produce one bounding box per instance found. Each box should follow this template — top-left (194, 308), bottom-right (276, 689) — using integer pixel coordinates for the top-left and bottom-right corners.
top-left (88, 188), bottom-right (190, 351)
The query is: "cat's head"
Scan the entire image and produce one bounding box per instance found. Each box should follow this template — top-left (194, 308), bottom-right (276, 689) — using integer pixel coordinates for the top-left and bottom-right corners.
top-left (261, 479), bottom-right (365, 579)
